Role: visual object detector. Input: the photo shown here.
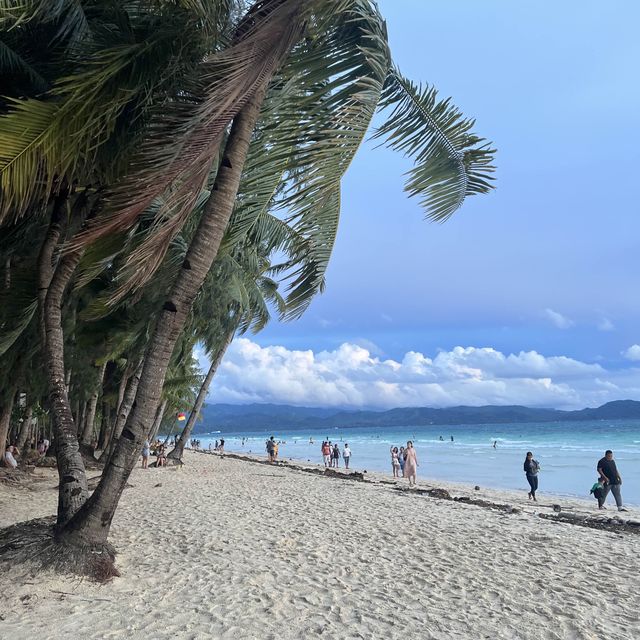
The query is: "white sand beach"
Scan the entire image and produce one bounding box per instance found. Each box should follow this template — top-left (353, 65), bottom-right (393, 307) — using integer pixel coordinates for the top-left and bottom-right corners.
top-left (1, 451), bottom-right (639, 640)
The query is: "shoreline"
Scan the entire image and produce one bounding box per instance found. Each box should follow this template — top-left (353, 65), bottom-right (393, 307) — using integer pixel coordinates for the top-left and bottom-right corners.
top-left (191, 425), bottom-right (640, 507)
top-left (1, 451), bottom-right (639, 639)
top-left (197, 446), bottom-right (640, 514)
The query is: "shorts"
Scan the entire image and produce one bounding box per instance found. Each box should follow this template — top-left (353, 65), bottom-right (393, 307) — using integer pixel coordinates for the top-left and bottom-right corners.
top-left (323, 455), bottom-right (331, 464)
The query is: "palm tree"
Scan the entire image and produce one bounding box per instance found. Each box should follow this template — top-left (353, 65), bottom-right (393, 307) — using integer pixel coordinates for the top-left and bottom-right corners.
top-left (1, 0), bottom-right (242, 524)
top-left (1, 0), bottom-right (495, 576)
top-left (168, 240), bottom-right (288, 460)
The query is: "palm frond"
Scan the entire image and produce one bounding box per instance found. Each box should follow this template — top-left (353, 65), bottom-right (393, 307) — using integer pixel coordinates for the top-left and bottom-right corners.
top-left (0, 257), bottom-right (39, 356)
top-left (223, 0), bottom-right (392, 319)
top-left (0, 0), bottom-right (235, 221)
top-left (373, 69), bottom-right (496, 222)
top-left (0, 39), bottom-right (160, 220)
top-left (0, 0), bottom-right (89, 42)
top-left (71, 0), bottom-right (312, 288)
top-left (0, 38), bottom-right (48, 91)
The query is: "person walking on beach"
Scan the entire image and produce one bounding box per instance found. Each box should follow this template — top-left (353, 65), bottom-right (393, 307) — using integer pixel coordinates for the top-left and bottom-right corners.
top-left (390, 446), bottom-right (401, 478)
top-left (597, 450), bottom-right (626, 511)
top-left (266, 436), bottom-right (276, 463)
top-left (332, 443), bottom-right (341, 468)
top-left (398, 446), bottom-right (406, 475)
top-left (343, 443), bottom-right (351, 469)
top-left (403, 441), bottom-right (418, 487)
top-left (321, 441), bottom-right (331, 467)
top-left (523, 451), bottom-right (540, 501)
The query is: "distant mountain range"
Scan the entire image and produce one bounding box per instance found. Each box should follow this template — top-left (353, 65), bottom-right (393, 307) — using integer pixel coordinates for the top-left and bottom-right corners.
top-left (191, 400), bottom-right (640, 433)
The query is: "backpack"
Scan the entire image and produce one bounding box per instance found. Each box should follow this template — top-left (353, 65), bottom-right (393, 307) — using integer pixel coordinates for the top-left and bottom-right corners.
top-left (590, 481), bottom-right (604, 500)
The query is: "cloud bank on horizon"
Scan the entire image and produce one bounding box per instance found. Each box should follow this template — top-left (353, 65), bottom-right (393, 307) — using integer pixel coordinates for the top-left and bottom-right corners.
top-left (201, 338), bottom-right (640, 410)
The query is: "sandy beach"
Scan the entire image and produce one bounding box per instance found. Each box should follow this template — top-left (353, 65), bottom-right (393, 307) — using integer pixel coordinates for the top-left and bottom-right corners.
top-left (1, 451), bottom-right (639, 640)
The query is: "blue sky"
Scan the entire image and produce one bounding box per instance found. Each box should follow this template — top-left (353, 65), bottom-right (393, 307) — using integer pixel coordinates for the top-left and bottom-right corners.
top-left (206, 1), bottom-right (640, 409)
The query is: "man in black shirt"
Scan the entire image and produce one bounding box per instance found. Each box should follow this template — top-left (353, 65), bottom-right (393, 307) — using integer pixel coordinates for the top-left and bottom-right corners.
top-left (597, 450), bottom-right (626, 511)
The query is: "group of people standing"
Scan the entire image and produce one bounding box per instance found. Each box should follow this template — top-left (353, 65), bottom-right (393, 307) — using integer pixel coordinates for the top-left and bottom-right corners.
top-left (321, 441), bottom-right (351, 469)
top-left (390, 442), bottom-right (418, 486)
top-left (209, 438), bottom-right (224, 452)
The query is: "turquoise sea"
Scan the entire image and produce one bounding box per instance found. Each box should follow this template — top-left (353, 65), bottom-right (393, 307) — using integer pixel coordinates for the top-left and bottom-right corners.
top-left (193, 419), bottom-right (640, 505)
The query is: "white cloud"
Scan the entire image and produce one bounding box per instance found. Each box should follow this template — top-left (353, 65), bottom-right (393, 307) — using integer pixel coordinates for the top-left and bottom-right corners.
top-left (622, 344), bottom-right (640, 361)
top-left (204, 338), bottom-right (638, 410)
top-left (597, 317), bottom-right (615, 332)
top-left (352, 338), bottom-right (384, 357)
top-left (544, 308), bottom-right (574, 329)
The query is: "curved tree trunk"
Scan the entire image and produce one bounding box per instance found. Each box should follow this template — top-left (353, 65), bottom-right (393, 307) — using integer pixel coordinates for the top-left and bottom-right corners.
top-left (15, 405), bottom-right (34, 454)
top-left (60, 79), bottom-right (288, 548)
top-left (168, 325), bottom-right (237, 461)
top-left (115, 365), bottom-right (129, 416)
top-left (81, 361), bottom-right (108, 447)
top-left (97, 366), bottom-right (130, 456)
top-left (37, 195), bottom-right (66, 346)
top-left (75, 400), bottom-right (86, 438)
top-left (162, 417), bottom-right (180, 447)
top-left (97, 401), bottom-right (111, 451)
top-left (0, 388), bottom-right (17, 461)
top-left (148, 399), bottom-right (168, 443)
top-left (99, 359), bottom-right (143, 464)
top-left (43, 247), bottom-right (88, 525)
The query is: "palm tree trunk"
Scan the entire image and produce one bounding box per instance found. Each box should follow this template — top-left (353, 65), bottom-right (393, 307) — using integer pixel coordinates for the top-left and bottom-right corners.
top-left (168, 325), bottom-right (237, 461)
top-left (97, 401), bottom-right (111, 451)
top-left (148, 399), bottom-right (168, 442)
top-left (99, 359), bottom-right (143, 464)
top-left (0, 388), bottom-right (17, 461)
top-left (115, 366), bottom-right (129, 416)
top-left (43, 247), bottom-right (88, 525)
top-left (16, 405), bottom-right (34, 453)
top-left (97, 366), bottom-right (130, 457)
top-left (37, 195), bottom-right (66, 346)
top-left (80, 361), bottom-right (108, 447)
top-left (60, 81), bottom-right (282, 547)
top-left (162, 417), bottom-right (180, 447)
top-left (8, 393), bottom-right (19, 444)
top-left (56, 0), bottom-right (306, 556)
top-left (75, 400), bottom-right (85, 438)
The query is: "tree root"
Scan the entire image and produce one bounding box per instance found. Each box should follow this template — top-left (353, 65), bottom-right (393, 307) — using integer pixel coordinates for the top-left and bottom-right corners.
top-left (0, 517), bottom-right (119, 582)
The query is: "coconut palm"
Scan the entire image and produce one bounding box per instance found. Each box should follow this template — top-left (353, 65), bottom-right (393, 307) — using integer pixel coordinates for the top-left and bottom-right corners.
top-left (1, 0), bottom-right (495, 577)
top-left (168, 240), bottom-right (288, 460)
